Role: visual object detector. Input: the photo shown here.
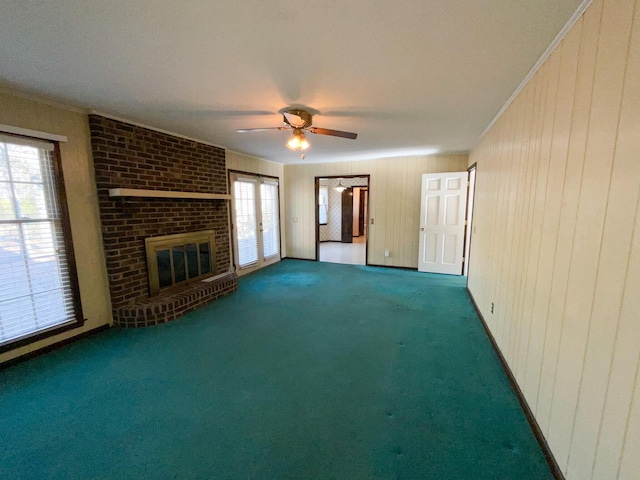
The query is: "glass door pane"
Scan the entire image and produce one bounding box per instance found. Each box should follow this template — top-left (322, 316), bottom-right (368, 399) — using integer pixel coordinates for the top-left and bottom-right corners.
top-left (260, 182), bottom-right (280, 259)
top-left (233, 179), bottom-right (259, 267)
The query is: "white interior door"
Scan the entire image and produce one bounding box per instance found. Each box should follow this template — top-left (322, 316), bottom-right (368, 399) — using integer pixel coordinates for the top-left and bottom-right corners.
top-left (418, 172), bottom-right (468, 275)
top-left (231, 173), bottom-right (281, 275)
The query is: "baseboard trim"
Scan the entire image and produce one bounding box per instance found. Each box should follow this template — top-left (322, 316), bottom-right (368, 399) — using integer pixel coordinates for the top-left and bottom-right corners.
top-left (283, 256), bottom-right (317, 262)
top-left (466, 288), bottom-right (565, 480)
top-left (367, 263), bottom-right (418, 271)
top-left (0, 324), bottom-right (111, 370)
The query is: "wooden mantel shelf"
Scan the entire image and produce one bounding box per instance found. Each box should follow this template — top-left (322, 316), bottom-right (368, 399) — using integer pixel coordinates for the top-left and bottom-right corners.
top-left (108, 188), bottom-right (231, 200)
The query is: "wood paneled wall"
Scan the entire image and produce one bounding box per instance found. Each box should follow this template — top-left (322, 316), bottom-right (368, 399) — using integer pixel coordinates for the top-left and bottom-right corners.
top-left (467, 0), bottom-right (640, 478)
top-left (226, 150), bottom-right (284, 179)
top-left (284, 154), bottom-right (468, 266)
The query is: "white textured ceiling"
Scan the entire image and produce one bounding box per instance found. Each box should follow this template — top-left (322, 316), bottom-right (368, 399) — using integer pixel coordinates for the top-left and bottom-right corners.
top-left (0, 0), bottom-right (583, 164)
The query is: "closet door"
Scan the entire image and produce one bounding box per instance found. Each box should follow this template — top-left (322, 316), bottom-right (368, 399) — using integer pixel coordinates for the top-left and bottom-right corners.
top-left (230, 173), bottom-right (281, 275)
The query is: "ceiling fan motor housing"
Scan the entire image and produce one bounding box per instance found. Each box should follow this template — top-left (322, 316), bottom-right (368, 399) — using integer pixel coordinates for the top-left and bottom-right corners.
top-left (283, 109), bottom-right (313, 129)
top-left (237, 108), bottom-right (357, 141)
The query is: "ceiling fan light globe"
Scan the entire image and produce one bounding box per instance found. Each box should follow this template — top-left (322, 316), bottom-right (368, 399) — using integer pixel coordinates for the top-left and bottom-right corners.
top-left (287, 136), bottom-right (301, 150)
top-left (286, 129), bottom-right (309, 151)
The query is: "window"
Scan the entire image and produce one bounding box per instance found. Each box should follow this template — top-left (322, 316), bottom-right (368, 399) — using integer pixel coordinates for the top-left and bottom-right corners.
top-left (318, 186), bottom-right (328, 225)
top-left (0, 134), bottom-right (83, 352)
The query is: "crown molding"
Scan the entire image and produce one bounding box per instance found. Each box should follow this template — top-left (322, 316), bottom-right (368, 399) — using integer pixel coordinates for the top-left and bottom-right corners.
top-left (0, 85), bottom-right (87, 114)
top-left (474, 0), bottom-right (593, 149)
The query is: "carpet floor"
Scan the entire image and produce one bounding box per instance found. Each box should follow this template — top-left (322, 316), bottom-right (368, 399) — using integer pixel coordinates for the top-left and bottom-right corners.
top-left (0, 260), bottom-right (553, 479)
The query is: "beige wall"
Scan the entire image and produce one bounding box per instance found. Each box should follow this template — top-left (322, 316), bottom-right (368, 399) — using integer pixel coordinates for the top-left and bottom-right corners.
top-left (226, 150), bottom-right (286, 258)
top-left (467, 0), bottom-right (640, 478)
top-left (284, 154), bottom-right (468, 266)
top-left (0, 90), bottom-right (112, 363)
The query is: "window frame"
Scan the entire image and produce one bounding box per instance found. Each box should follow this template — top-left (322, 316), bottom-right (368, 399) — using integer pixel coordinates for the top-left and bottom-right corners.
top-left (0, 136), bottom-right (84, 354)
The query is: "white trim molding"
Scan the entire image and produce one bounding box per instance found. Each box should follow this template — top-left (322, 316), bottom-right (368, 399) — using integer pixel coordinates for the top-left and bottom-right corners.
top-left (474, 0), bottom-right (593, 147)
top-left (0, 86), bottom-right (87, 114)
top-left (0, 124), bottom-right (68, 143)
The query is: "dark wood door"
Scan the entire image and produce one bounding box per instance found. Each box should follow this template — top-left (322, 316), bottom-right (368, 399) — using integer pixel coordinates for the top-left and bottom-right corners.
top-left (359, 189), bottom-right (366, 235)
top-left (341, 188), bottom-right (353, 243)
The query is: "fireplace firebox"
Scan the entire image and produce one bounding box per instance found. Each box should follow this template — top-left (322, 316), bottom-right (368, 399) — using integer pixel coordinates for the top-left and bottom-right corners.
top-left (145, 230), bottom-right (217, 296)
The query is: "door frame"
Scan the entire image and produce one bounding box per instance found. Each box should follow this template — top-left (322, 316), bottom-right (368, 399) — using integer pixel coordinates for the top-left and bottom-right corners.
top-left (357, 187), bottom-right (368, 237)
top-left (314, 174), bottom-right (370, 264)
top-left (228, 169), bottom-right (282, 275)
top-left (464, 163), bottom-right (477, 279)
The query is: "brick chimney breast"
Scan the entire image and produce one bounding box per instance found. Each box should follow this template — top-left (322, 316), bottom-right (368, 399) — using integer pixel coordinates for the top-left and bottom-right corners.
top-left (90, 115), bottom-right (237, 327)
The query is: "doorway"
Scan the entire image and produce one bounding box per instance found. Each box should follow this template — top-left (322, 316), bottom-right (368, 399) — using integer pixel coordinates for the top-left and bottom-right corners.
top-left (229, 171), bottom-right (281, 276)
top-left (463, 164), bottom-right (476, 276)
top-left (315, 175), bottom-right (369, 265)
top-left (417, 168), bottom-right (476, 276)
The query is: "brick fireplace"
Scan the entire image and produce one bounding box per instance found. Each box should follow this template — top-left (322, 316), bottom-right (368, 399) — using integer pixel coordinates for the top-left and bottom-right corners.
top-left (90, 115), bottom-right (238, 327)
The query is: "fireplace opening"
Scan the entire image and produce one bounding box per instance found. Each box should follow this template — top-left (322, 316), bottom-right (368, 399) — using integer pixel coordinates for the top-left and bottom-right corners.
top-left (145, 230), bottom-right (217, 296)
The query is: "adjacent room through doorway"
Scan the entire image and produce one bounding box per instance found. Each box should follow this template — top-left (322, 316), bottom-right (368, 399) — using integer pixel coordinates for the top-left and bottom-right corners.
top-left (316, 175), bottom-right (369, 265)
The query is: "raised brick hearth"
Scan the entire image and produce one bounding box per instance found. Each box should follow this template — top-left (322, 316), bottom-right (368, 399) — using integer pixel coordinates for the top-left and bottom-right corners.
top-left (114, 273), bottom-right (237, 328)
top-left (90, 115), bottom-right (237, 327)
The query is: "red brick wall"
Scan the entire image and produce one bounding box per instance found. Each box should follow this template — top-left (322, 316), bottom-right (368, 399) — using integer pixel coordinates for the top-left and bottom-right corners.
top-left (90, 115), bottom-right (231, 310)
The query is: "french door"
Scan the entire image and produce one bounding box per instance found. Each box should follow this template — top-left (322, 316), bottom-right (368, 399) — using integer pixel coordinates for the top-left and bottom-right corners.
top-left (230, 172), bottom-right (281, 275)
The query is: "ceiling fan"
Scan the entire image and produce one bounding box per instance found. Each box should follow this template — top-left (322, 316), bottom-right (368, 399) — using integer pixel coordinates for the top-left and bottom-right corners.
top-left (236, 108), bottom-right (358, 151)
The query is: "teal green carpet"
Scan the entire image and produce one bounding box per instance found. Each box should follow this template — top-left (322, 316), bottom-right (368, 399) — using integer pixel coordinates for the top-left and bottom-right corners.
top-left (0, 260), bottom-right (552, 479)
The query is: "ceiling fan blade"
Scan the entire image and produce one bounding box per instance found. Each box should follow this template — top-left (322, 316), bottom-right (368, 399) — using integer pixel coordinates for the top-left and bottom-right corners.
top-left (236, 127), bottom-right (288, 133)
top-left (307, 127), bottom-right (358, 140)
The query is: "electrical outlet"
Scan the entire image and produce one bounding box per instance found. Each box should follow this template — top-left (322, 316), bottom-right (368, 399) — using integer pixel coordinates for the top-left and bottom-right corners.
top-left (491, 302), bottom-right (494, 314)
top-left (293, 217), bottom-right (298, 223)
top-left (371, 218), bottom-right (374, 225)
top-left (384, 250), bottom-right (390, 257)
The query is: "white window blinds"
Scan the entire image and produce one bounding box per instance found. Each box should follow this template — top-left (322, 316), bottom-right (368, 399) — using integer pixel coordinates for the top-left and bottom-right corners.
top-left (233, 178), bottom-right (259, 268)
top-left (0, 137), bottom-right (78, 347)
top-left (260, 180), bottom-right (280, 259)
